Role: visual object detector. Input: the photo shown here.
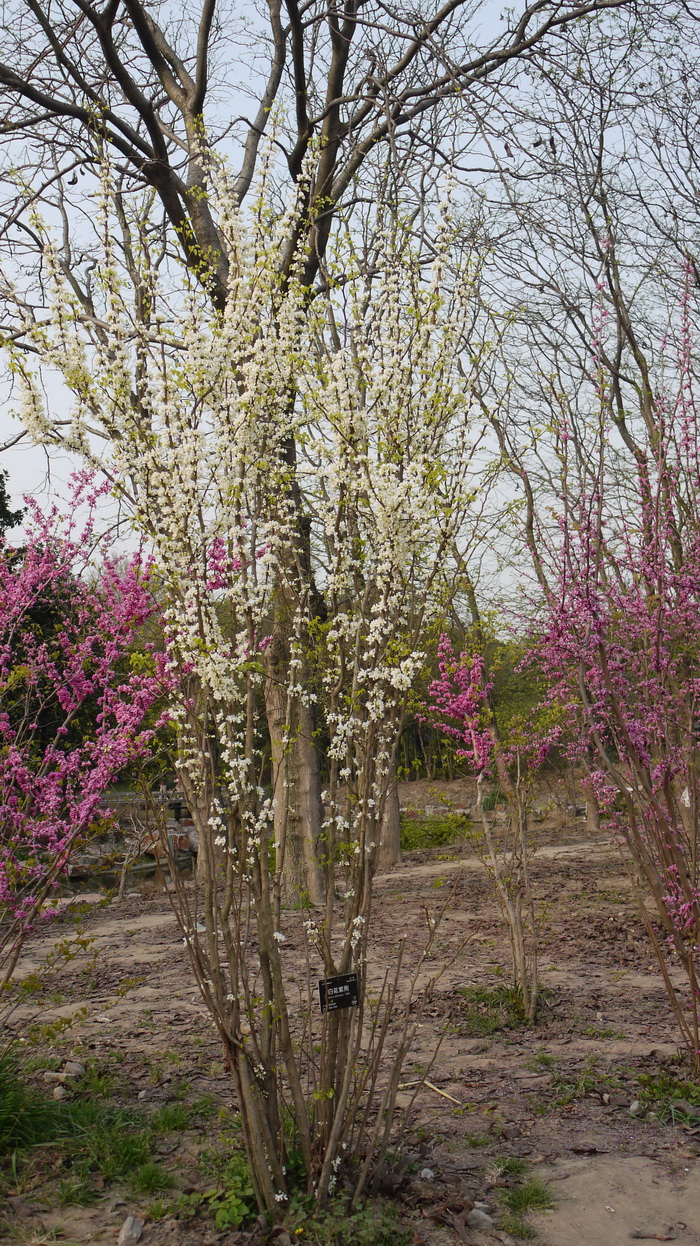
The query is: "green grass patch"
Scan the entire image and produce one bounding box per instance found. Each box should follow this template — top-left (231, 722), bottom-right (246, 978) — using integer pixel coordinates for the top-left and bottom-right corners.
top-left (501, 1177), bottom-right (554, 1214)
top-left (499, 1213), bottom-right (537, 1239)
top-left (150, 1102), bottom-right (191, 1132)
top-left (76, 1059), bottom-right (115, 1100)
top-left (580, 1024), bottom-right (622, 1040)
top-left (0, 1047), bottom-right (157, 1196)
top-left (400, 814), bottom-right (467, 851)
top-left (129, 1161), bottom-right (175, 1195)
top-left (526, 1052), bottom-right (556, 1070)
top-left (71, 1115), bottom-right (152, 1181)
top-left (638, 1070), bottom-right (700, 1122)
top-left (0, 1049), bottom-right (67, 1151)
top-left (457, 985), bottom-right (527, 1036)
top-left (492, 1156), bottom-right (527, 1177)
top-left (536, 1057), bottom-right (624, 1109)
top-left (58, 1176), bottom-right (96, 1206)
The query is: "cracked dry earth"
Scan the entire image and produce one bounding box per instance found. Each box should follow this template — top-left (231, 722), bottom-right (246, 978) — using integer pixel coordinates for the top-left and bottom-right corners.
top-left (4, 805), bottom-right (700, 1246)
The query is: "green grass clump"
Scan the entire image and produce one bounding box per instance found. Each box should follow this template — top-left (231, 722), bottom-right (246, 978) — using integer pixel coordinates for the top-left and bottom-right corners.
top-left (457, 984), bottom-right (526, 1036)
top-left (58, 1176), bottom-right (95, 1206)
top-left (492, 1156), bottom-right (527, 1177)
top-left (129, 1162), bottom-right (175, 1194)
top-left (151, 1102), bottom-right (191, 1132)
top-left (501, 1178), bottom-right (554, 1214)
top-left (499, 1213), bottom-right (537, 1239)
top-left (76, 1060), bottom-right (115, 1100)
top-left (0, 1049), bottom-right (66, 1151)
top-left (400, 814), bottom-right (467, 851)
top-left (527, 1051), bottom-right (556, 1069)
top-left (75, 1119), bottom-right (151, 1180)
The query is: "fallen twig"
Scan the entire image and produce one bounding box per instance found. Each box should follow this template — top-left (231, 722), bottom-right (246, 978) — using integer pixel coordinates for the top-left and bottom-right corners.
top-left (398, 1078), bottom-right (461, 1105)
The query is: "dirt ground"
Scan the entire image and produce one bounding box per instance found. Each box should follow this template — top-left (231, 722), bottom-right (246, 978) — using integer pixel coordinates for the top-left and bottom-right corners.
top-left (4, 793), bottom-right (700, 1246)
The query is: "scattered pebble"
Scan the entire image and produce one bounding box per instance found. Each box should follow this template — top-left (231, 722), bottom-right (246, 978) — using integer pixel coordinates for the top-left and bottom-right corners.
top-left (420, 1167), bottom-right (435, 1181)
top-left (466, 1208), bottom-right (494, 1230)
top-left (118, 1215), bottom-right (143, 1246)
top-left (630, 1100), bottom-right (642, 1115)
top-left (64, 1060), bottom-right (86, 1076)
top-left (52, 1085), bottom-right (67, 1100)
top-left (137, 1089), bottom-right (148, 1100)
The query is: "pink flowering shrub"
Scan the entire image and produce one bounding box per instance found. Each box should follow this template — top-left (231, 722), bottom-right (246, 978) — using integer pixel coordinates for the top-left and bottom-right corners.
top-left (531, 303), bottom-right (700, 1065)
top-left (423, 634), bottom-right (540, 1019)
top-left (423, 636), bottom-right (494, 773)
top-left (0, 482), bottom-right (165, 984)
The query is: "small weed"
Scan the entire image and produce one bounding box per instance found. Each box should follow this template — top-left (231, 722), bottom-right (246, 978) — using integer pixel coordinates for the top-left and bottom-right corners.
top-left (197, 1150), bottom-right (255, 1230)
top-left (129, 1162), bottom-right (175, 1195)
top-left (638, 1070), bottom-right (700, 1122)
top-left (595, 889), bottom-right (626, 904)
top-left (147, 1198), bottom-right (170, 1220)
top-left (501, 1178), bottom-right (554, 1214)
top-left (527, 1052), bottom-right (556, 1069)
top-left (297, 1191), bottom-right (411, 1246)
top-left (581, 1025), bottom-right (622, 1040)
top-left (491, 1156), bottom-right (527, 1177)
top-left (548, 1058), bottom-right (623, 1108)
top-left (58, 1176), bottom-right (95, 1206)
top-left (191, 1093), bottom-right (216, 1119)
top-left (465, 1133), bottom-right (491, 1148)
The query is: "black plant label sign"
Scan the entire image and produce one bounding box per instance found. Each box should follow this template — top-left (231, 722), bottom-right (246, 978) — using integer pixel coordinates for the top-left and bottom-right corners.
top-left (318, 972), bottom-right (359, 1013)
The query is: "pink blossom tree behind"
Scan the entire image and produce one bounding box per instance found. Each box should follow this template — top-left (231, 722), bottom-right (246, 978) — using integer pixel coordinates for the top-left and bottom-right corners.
top-left (533, 285), bottom-right (700, 1067)
top-left (0, 480), bottom-right (164, 985)
top-left (424, 634), bottom-right (541, 1019)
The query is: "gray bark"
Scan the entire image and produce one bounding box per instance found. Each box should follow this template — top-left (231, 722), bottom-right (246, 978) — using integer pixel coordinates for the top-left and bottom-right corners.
top-left (265, 660), bottom-right (324, 909)
top-left (377, 773), bottom-right (401, 871)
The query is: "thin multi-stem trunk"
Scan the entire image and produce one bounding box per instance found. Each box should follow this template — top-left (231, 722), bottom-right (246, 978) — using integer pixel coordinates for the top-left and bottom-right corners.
top-left (377, 762), bottom-right (401, 870)
top-left (265, 632), bottom-right (324, 909)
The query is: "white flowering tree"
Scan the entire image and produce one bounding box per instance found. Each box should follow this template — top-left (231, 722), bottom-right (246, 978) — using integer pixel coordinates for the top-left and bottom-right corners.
top-left (4, 163), bottom-right (489, 1211)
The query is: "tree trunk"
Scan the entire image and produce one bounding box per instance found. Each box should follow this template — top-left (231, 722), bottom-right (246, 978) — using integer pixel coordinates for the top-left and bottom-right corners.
top-left (377, 771), bottom-right (401, 870)
top-left (265, 646), bottom-right (324, 909)
top-left (581, 777), bottom-right (601, 834)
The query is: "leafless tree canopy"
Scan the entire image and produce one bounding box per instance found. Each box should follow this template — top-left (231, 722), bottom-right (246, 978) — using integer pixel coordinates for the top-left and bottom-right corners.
top-left (0, 0), bottom-right (638, 303)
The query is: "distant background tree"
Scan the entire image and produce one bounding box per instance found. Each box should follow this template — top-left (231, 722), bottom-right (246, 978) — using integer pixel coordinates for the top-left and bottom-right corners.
top-left (0, 470), bottom-right (21, 535)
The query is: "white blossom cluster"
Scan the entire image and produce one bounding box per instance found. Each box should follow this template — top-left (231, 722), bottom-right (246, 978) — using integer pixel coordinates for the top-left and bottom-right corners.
top-left (5, 155), bottom-right (488, 980)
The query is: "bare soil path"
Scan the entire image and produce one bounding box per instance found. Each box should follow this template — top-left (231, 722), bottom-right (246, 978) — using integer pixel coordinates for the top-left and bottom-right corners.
top-left (3, 810), bottom-right (700, 1246)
